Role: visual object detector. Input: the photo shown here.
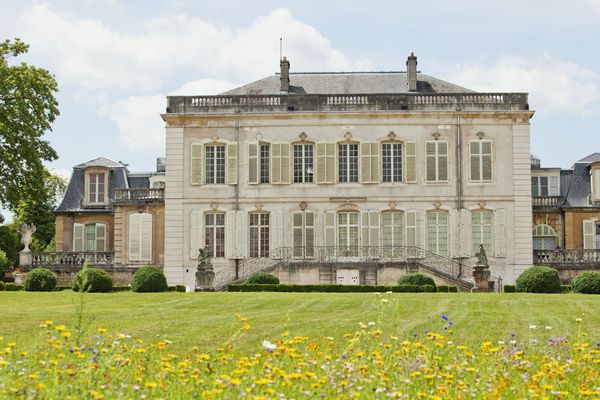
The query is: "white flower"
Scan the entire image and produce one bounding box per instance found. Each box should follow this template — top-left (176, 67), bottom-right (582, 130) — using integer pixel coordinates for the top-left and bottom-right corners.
top-left (545, 326), bottom-right (552, 330)
top-left (528, 325), bottom-right (537, 330)
top-left (262, 340), bottom-right (276, 351)
top-left (368, 322), bottom-right (375, 327)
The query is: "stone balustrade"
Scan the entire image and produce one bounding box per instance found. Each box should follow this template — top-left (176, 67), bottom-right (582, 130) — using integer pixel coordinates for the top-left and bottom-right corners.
top-left (167, 93), bottom-right (529, 114)
top-left (113, 188), bottom-right (164, 204)
top-left (532, 196), bottom-right (563, 207)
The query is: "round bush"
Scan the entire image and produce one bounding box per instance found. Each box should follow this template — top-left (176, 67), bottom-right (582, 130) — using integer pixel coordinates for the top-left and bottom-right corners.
top-left (5, 283), bottom-right (18, 291)
top-left (571, 271), bottom-right (600, 294)
top-left (0, 281), bottom-right (5, 291)
top-left (24, 268), bottom-right (57, 291)
top-left (397, 273), bottom-right (436, 288)
top-left (246, 272), bottom-right (280, 284)
top-left (131, 265), bottom-right (168, 293)
top-left (72, 268), bottom-right (113, 293)
top-left (515, 265), bottom-right (560, 293)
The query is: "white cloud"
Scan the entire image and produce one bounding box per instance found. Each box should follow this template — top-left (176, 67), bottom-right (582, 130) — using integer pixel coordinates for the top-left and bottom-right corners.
top-left (169, 79), bottom-right (237, 96)
top-left (447, 54), bottom-right (600, 115)
top-left (21, 6), bottom-right (369, 92)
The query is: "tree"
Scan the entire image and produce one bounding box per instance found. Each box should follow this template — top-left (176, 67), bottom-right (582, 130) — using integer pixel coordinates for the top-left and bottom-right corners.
top-left (0, 38), bottom-right (59, 212)
top-left (13, 168), bottom-right (66, 251)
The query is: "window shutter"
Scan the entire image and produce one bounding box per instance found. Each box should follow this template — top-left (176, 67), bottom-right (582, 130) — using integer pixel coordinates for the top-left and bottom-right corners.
top-left (316, 143), bottom-right (326, 183)
top-left (141, 213), bottom-right (152, 262)
top-left (73, 223), bottom-right (84, 252)
top-left (129, 214), bottom-right (140, 261)
top-left (470, 141), bottom-right (480, 181)
top-left (226, 143), bottom-right (237, 185)
top-left (369, 210), bottom-right (380, 247)
top-left (438, 141), bottom-right (448, 181)
top-left (426, 142), bottom-right (436, 182)
top-left (235, 211), bottom-right (248, 259)
top-left (224, 211), bottom-right (236, 259)
top-left (271, 211), bottom-right (284, 250)
top-left (305, 212), bottom-right (315, 257)
top-left (583, 220), bottom-right (596, 249)
top-left (460, 209), bottom-right (472, 257)
top-left (449, 209), bottom-right (459, 258)
top-left (494, 209), bottom-right (506, 257)
top-left (293, 212), bottom-right (303, 255)
top-left (281, 144), bottom-right (291, 184)
top-left (96, 224), bottom-right (107, 252)
top-left (404, 142), bottom-right (416, 183)
top-left (271, 143), bottom-right (282, 184)
top-left (324, 210), bottom-right (336, 247)
top-left (482, 141), bottom-right (493, 181)
top-left (248, 143), bottom-right (259, 184)
top-left (416, 210), bottom-right (426, 249)
top-left (190, 211), bottom-right (203, 259)
top-left (191, 144), bottom-right (203, 185)
top-left (405, 210), bottom-right (416, 247)
top-left (360, 143), bottom-right (371, 183)
top-left (548, 176), bottom-right (559, 196)
top-left (360, 210), bottom-right (370, 247)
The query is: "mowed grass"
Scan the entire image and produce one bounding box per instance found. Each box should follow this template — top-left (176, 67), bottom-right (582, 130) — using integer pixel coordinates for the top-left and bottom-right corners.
top-left (1, 291), bottom-right (598, 352)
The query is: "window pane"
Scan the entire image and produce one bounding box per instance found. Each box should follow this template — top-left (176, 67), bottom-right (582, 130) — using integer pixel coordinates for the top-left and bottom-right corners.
top-left (260, 144), bottom-right (270, 183)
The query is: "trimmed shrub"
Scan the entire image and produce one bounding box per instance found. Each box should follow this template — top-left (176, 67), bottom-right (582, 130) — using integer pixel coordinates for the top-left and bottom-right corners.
top-left (72, 268), bottom-right (113, 293)
top-left (571, 272), bottom-right (600, 294)
top-left (422, 284), bottom-right (436, 292)
top-left (246, 272), bottom-right (280, 285)
top-left (448, 286), bottom-right (458, 293)
top-left (5, 283), bottom-right (19, 291)
top-left (131, 265), bottom-right (168, 293)
top-left (24, 268), bottom-right (57, 292)
top-left (398, 273), bottom-right (436, 288)
top-left (175, 285), bottom-right (186, 292)
top-left (228, 284), bottom-right (440, 293)
top-left (54, 285), bottom-right (72, 291)
top-left (515, 266), bottom-right (561, 293)
top-left (437, 285), bottom-right (449, 292)
top-left (0, 281), bottom-right (4, 290)
top-left (112, 286), bottom-right (131, 292)
top-left (504, 285), bottom-right (516, 293)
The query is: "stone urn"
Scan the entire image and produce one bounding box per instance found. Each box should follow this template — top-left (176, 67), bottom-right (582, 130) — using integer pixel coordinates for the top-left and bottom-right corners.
top-left (195, 248), bottom-right (215, 291)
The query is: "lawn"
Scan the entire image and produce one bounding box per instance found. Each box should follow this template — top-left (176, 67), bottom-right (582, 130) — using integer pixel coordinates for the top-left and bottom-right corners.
top-left (1, 291), bottom-right (598, 353)
top-left (1, 291), bottom-right (599, 398)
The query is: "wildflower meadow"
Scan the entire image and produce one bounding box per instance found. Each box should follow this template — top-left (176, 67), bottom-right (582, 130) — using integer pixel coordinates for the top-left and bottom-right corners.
top-left (0, 291), bottom-right (598, 399)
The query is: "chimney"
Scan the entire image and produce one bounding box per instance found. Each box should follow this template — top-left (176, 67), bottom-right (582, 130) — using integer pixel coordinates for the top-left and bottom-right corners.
top-left (406, 52), bottom-right (417, 92)
top-left (280, 56), bottom-right (290, 92)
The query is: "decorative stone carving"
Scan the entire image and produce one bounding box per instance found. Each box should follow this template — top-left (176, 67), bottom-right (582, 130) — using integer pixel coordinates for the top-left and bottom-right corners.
top-left (431, 132), bottom-right (441, 140)
top-left (18, 223), bottom-right (36, 252)
top-left (299, 201), bottom-right (308, 210)
top-left (478, 201), bottom-right (486, 210)
top-left (210, 202), bottom-right (219, 211)
top-left (388, 201), bottom-right (397, 210)
top-left (433, 201), bottom-right (442, 210)
top-left (476, 131), bottom-right (485, 140)
top-left (387, 131), bottom-right (396, 140)
top-left (255, 203), bottom-right (263, 211)
top-left (211, 136), bottom-right (219, 142)
top-left (298, 132), bottom-right (307, 141)
top-left (344, 132), bottom-right (353, 140)
top-left (195, 248), bottom-right (215, 291)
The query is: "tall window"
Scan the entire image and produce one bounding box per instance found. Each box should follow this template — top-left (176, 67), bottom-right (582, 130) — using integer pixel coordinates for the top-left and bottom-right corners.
top-left (531, 176), bottom-right (559, 196)
top-left (293, 211), bottom-right (314, 258)
top-left (259, 144), bottom-right (270, 183)
top-left (532, 224), bottom-right (557, 250)
top-left (338, 212), bottom-right (359, 256)
top-left (470, 140), bottom-right (493, 182)
top-left (381, 211), bottom-right (404, 257)
top-left (338, 143), bottom-right (358, 183)
top-left (426, 141), bottom-right (448, 182)
top-left (88, 172), bottom-right (106, 204)
top-left (129, 213), bottom-right (152, 262)
top-left (382, 143), bottom-right (403, 182)
top-left (74, 223), bottom-right (106, 252)
top-left (250, 213), bottom-right (269, 257)
top-left (293, 143), bottom-right (314, 183)
top-left (471, 210), bottom-right (493, 255)
top-left (427, 211), bottom-right (448, 257)
top-left (205, 213), bottom-right (225, 257)
top-left (205, 144), bottom-right (225, 184)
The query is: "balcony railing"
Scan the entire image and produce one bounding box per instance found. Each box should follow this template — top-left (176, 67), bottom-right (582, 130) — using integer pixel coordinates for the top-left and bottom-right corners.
top-left (167, 93), bottom-right (529, 114)
top-left (532, 196), bottom-right (563, 207)
top-left (32, 252), bottom-right (115, 267)
top-left (534, 249), bottom-right (600, 265)
top-left (113, 188), bottom-right (164, 204)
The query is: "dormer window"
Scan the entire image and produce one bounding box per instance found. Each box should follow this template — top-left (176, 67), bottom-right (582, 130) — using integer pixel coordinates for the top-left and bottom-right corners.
top-left (84, 169), bottom-right (109, 207)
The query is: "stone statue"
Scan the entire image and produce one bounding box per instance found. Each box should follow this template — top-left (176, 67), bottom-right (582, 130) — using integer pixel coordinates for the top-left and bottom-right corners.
top-left (195, 247), bottom-right (215, 290)
top-left (475, 244), bottom-right (488, 267)
top-left (18, 223), bottom-right (36, 252)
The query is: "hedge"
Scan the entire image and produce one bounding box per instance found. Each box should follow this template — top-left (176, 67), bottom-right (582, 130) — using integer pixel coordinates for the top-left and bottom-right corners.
top-left (515, 266), bottom-right (561, 293)
top-left (228, 284), bottom-right (458, 293)
top-left (131, 266), bottom-right (168, 293)
top-left (72, 268), bottom-right (113, 293)
top-left (560, 285), bottom-right (572, 293)
top-left (571, 271), bottom-right (600, 294)
top-left (504, 285), bottom-right (516, 293)
top-left (398, 273), bottom-right (436, 288)
top-left (5, 283), bottom-right (23, 291)
top-left (245, 272), bottom-right (280, 284)
top-left (24, 268), bottom-right (57, 292)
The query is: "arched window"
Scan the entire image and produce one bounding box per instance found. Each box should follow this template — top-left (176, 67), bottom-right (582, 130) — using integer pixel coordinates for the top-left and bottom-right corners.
top-left (532, 224), bottom-right (557, 250)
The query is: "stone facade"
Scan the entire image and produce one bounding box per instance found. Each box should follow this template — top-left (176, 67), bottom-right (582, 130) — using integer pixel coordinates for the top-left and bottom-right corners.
top-left (162, 54), bottom-right (533, 288)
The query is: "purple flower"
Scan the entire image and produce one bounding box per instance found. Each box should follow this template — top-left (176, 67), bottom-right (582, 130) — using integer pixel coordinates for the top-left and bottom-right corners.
top-left (441, 314), bottom-right (449, 321)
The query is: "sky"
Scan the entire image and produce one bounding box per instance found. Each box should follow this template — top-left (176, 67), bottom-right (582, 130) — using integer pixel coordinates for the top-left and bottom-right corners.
top-left (1, 0), bottom-right (600, 179)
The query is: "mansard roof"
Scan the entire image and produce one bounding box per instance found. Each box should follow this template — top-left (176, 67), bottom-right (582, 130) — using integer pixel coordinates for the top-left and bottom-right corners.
top-left (55, 158), bottom-right (154, 213)
top-left (564, 153), bottom-right (600, 208)
top-left (573, 153), bottom-right (600, 165)
top-left (221, 71), bottom-right (474, 96)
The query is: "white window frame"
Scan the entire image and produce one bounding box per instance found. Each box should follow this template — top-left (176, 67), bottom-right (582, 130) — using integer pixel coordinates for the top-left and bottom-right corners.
top-left (427, 210), bottom-right (449, 257)
top-left (338, 143), bottom-right (359, 183)
top-left (204, 212), bottom-right (225, 258)
top-left (259, 143), bottom-right (270, 184)
top-left (337, 211), bottom-right (359, 257)
top-left (469, 140), bottom-right (493, 182)
top-left (292, 211), bottom-right (315, 258)
top-left (382, 142), bottom-right (403, 182)
top-left (532, 224), bottom-right (557, 250)
top-left (293, 143), bottom-right (314, 183)
top-left (471, 210), bottom-right (493, 255)
top-left (425, 140), bottom-right (448, 182)
top-left (74, 222), bottom-right (107, 252)
top-left (129, 213), bottom-right (152, 263)
top-left (205, 144), bottom-right (226, 184)
top-left (249, 212), bottom-right (270, 258)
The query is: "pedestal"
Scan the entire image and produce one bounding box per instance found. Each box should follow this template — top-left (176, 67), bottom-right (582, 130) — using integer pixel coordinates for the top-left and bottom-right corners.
top-left (472, 264), bottom-right (491, 292)
top-left (19, 251), bottom-right (32, 269)
top-left (195, 263), bottom-right (215, 291)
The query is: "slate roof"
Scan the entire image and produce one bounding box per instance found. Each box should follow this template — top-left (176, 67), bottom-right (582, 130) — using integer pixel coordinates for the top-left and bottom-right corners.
top-left (55, 159), bottom-right (155, 213)
top-left (563, 153), bottom-right (600, 208)
top-left (221, 72), bottom-right (474, 96)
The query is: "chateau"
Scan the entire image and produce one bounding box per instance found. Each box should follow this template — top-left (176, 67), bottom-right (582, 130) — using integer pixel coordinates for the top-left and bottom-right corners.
top-left (161, 53), bottom-right (534, 289)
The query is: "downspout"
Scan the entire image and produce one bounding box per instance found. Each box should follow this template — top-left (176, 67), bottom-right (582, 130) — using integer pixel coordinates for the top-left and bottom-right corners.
top-left (456, 109), bottom-right (463, 276)
top-left (234, 110), bottom-right (241, 280)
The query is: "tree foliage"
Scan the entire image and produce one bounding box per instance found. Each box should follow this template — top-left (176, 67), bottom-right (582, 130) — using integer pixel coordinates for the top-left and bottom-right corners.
top-left (0, 38), bottom-right (59, 212)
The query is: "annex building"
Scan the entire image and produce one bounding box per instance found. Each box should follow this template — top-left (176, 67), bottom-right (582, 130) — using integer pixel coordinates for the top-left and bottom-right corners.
top-left (161, 53), bottom-right (534, 289)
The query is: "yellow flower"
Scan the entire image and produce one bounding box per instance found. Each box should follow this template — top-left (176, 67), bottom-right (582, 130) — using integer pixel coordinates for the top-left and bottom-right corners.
top-left (145, 382), bottom-right (158, 388)
top-left (97, 328), bottom-right (107, 334)
top-left (61, 332), bottom-right (72, 339)
top-left (45, 320), bottom-right (53, 326)
top-left (55, 325), bottom-right (66, 331)
top-left (242, 322), bottom-right (251, 330)
top-left (36, 383), bottom-right (45, 391)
